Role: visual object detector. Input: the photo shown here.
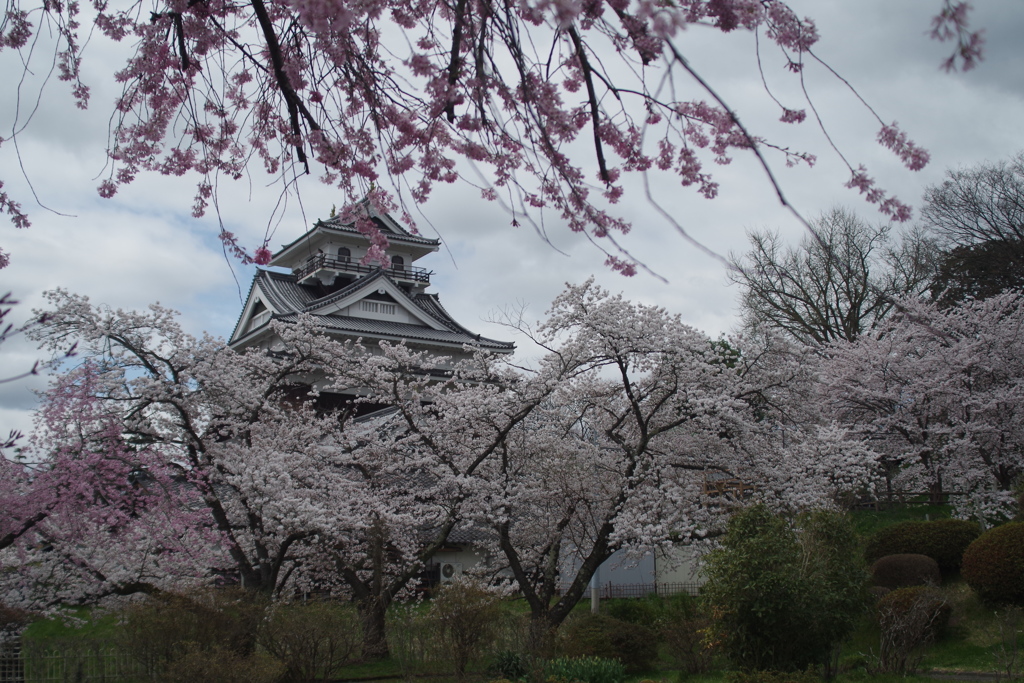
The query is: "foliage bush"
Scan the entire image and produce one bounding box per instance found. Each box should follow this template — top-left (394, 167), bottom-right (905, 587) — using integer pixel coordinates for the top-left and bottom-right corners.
top-left (865, 519), bottom-right (980, 574)
top-left (156, 643), bottom-right (284, 683)
top-left (875, 586), bottom-right (951, 673)
top-left (257, 600), bottom-right (361, 682)
top-left (702, 505), bottom-right (867, 673)
top-left (659, 594), bottom-right (714, 675)
top-left (388, 605), bottom-right (443, 678)
top-left (429, 580), bottom-right (503, 681)
top-left (545, 656), bottom-right (625, 683)
top-left (559, 613), bottom-right (657, 674)
top-left (118, 589), bottom-right (267, 675)
top-left (961, 522), bottom-right (1024, 606)
top-left (870, 553), bottom-right (942, 589)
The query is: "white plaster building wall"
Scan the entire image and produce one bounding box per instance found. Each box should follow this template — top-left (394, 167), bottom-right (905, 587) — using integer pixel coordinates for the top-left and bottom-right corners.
top-left (433, 547), bottom-right (487, 583)
top-left (654, 545), bottom-right (704, 586)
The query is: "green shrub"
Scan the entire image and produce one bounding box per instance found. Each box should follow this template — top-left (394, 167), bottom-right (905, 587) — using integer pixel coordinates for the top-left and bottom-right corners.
top-left (865, 519), bottom-right (980, 574)
top-left (258, 600), bottom-right (361, 682)
top-left (702, 506), bottom-right (867, 673)
top-left (875, 586), bottom-right (951, 673)
top-left (870, 553), bottom-right (942, 589)
top-left (545, 656), bottom-right (625, 683)
top-left (962, 522), bottom-right (1024, 606)
top-left (559, 614), bottom-right (657, 674)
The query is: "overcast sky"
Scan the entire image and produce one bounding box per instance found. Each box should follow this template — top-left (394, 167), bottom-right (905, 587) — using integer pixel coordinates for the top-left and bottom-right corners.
top-left (2, 1), bottom-right (1023, 438)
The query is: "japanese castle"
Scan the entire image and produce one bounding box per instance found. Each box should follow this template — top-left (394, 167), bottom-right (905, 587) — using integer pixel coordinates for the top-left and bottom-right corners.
top-left (229, 206), bottom-right (515, 369)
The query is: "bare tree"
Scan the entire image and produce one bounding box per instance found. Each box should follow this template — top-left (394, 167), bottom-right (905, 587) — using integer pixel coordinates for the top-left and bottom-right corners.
top-left (922, 153), bottom-right (1024, 306)
top-left (729, 208), bottom-right (936, 345)
top-left (923, 153), bottom-right (1024, 246)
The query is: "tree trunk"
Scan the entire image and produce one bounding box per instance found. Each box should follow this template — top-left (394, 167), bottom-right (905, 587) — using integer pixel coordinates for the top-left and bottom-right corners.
top-left (358, 597), bottom-right (390, 660)
top-left (526, 612), bottom-right (556, 660)
top-left (929, 477), bottom-right (945, 505)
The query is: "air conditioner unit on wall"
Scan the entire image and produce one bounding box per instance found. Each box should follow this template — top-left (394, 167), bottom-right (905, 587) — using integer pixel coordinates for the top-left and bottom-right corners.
top-left (439, 562), bottom-right (463, 584)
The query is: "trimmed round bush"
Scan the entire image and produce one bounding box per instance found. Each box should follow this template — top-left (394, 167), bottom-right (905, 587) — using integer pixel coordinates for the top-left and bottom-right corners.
top-left (559, 614), bottom-right (657, 674)
top-left (865, 520), bottom-right (981, 574)
top-left (871, 553), bottom-right (941, 589)
top-left (961, 522), bottom-right (1024, 605)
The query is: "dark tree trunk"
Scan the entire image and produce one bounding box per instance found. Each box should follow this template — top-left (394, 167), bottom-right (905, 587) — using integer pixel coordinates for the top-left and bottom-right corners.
top-left (358, 597), bottom-right (390, 660)
top-left (526, 612), bottom-right (556, 660)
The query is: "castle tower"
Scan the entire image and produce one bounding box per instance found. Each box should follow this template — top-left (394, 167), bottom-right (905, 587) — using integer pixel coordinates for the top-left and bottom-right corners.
top-left (229, 205), bottom-right (514, 412)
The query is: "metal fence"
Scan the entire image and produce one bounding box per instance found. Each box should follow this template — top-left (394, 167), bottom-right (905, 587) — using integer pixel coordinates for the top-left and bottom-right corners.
top-left (561, 581), bottom-right (702, 599)
top-left (0, 641), bottom-right (147, 683)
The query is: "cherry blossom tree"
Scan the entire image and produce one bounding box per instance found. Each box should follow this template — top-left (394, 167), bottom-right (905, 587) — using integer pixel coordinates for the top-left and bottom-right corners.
top-left (467, 280), bottom-right (878, 647)
top-left (0, 0), bottom-right (982, 270)
top-left (285, 343), bottom-right (557, 658)
top-left (1, 362), bottom-right (223, 609)
top-left (17, 289), bottom-right (558, 657)
top-left (8, 283), bottom-right (879, 654)
top-left (822, 291), bottom-right (1024, 521)
top-left (14, 295), bottom-right (356, 594)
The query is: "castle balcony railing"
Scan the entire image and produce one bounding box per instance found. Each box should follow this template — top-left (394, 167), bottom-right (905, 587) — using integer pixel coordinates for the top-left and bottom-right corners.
top-left (293, 254), bottom-right (431, 284)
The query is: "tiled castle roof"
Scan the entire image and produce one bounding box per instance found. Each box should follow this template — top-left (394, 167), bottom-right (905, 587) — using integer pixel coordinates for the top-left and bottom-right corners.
top-left (232, 269), bottom-right (514, 352)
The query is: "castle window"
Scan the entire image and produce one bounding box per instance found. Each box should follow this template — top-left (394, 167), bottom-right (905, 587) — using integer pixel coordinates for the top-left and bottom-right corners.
top-left (338, 247), bottom-right (351, 262)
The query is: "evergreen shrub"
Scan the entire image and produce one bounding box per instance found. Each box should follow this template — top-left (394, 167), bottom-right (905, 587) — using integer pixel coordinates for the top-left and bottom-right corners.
top-left (865, 520), bottom-right (980, 574)
top-left (961, 522), bottom-right (1024, 606)
top-left (870, 554), bottom-right (941, 589)
top-left (488, 650), bottom-right (528, 680)
top-left (702, 506), bottom-right (867, 672)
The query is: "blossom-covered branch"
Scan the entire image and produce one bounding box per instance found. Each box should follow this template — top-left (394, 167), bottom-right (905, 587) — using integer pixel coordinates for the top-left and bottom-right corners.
top-left (0, 0), bottom-right (976, 268)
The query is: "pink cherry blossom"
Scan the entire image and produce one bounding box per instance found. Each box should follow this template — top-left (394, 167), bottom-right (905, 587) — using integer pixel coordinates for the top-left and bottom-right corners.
top-left (0, 0), bottom-right (973, 268)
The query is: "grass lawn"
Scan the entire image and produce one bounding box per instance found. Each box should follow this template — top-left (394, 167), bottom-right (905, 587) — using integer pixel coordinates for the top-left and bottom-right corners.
top-left (21, 606), bottom-right (122, 641)
top-left (849, 503), bottom-right (952, 538)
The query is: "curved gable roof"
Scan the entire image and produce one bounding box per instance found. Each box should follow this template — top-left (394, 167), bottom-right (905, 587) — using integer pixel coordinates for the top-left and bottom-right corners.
top-left (230, 269), bottom-right (514, 352)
